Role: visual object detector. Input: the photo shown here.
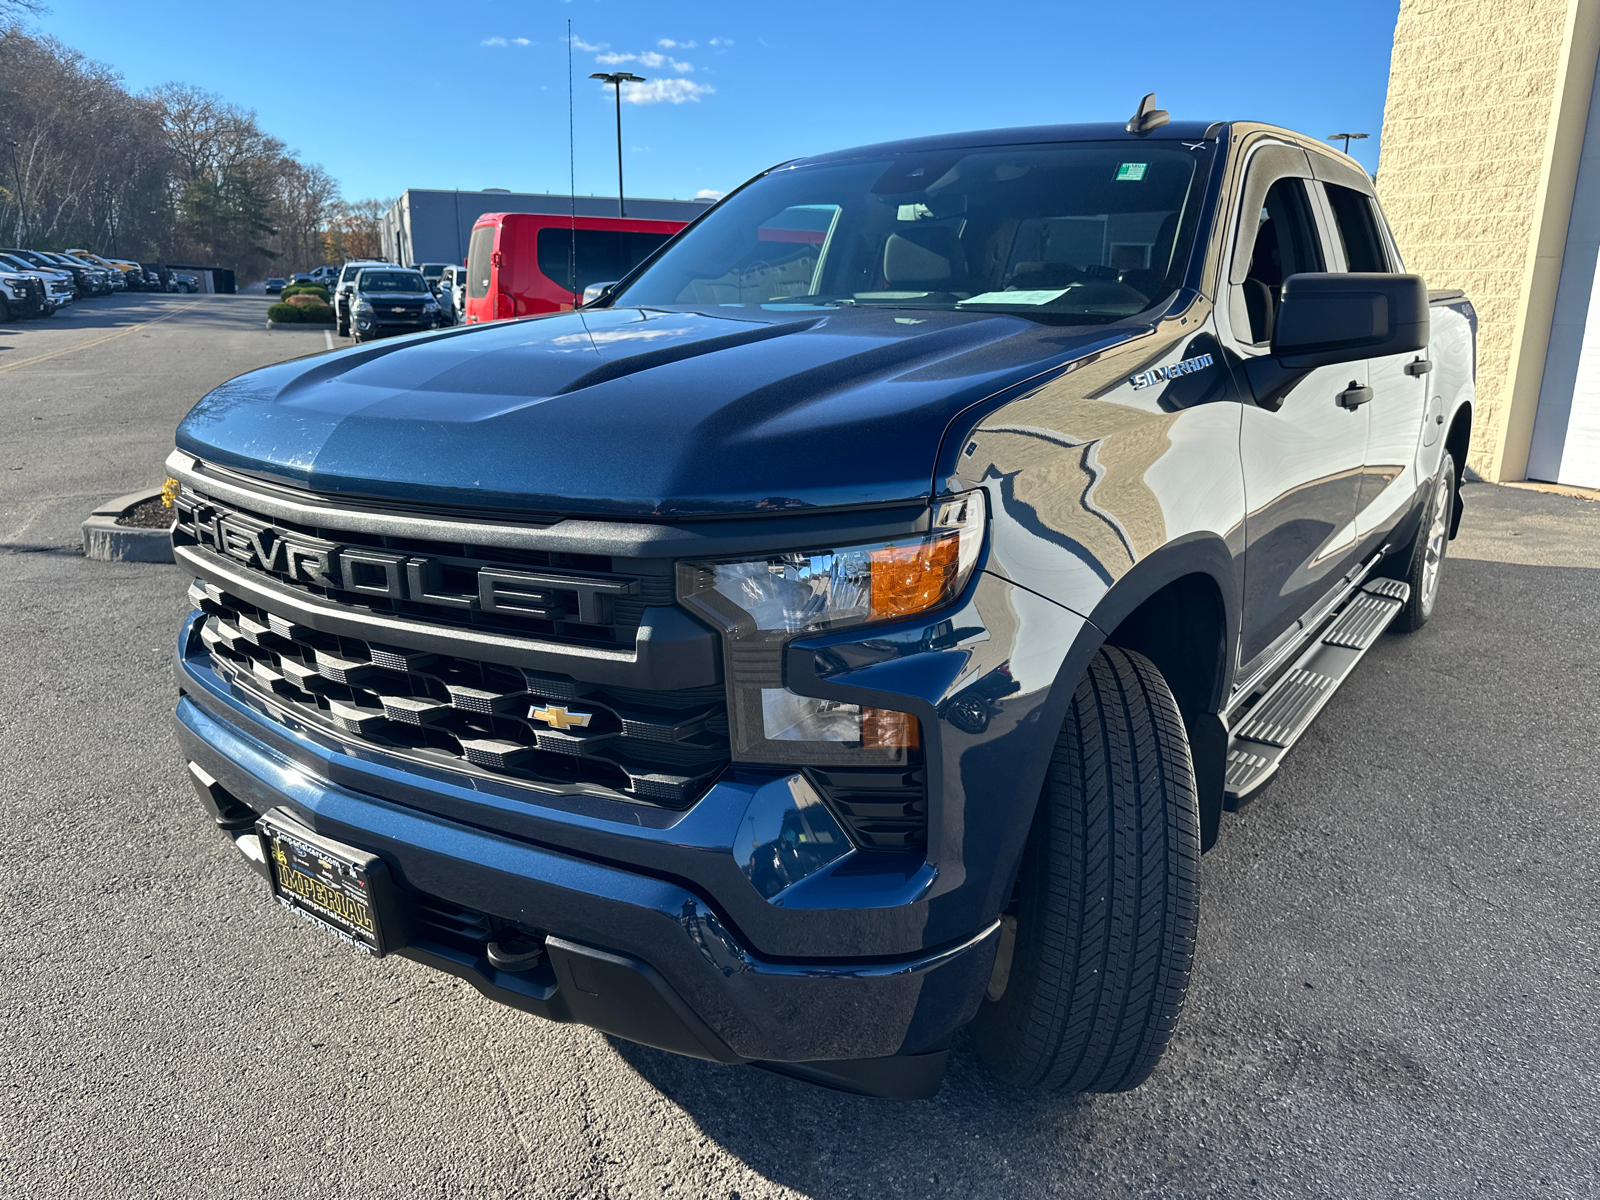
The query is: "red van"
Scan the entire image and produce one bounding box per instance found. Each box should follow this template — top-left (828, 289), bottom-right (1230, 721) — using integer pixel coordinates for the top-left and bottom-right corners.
top-left (462, 213), bottom-right (687, 324)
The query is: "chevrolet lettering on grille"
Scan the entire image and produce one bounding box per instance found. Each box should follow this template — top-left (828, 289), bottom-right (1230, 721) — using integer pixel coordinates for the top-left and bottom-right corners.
top-left (175, 493), bottom-right (637, 623)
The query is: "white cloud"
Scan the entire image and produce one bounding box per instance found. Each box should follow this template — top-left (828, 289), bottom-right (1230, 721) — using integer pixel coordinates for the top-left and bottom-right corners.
top-left (596, 50), bottom-right (692, 72)
top-left (513, 37), bottom-right (532, 46)
top-left (570, 36), bottom-right (608, 51)
top-left (694, 189), bottom-right (725, 201)
top-left (709, 37), bottom-right (734, 46)
top-left (658, 38), bottom-right (697, 48)
top-left (482, 36), bottom-right (507, 46)
top-left (616, 77), bottom-right (714, 105)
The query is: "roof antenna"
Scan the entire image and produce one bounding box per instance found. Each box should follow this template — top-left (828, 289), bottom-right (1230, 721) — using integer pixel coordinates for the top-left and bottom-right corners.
top-left (1127, 93), bottom-right (1170, 135)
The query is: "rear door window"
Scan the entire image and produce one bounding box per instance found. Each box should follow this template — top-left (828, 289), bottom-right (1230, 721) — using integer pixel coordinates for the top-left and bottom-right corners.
top-left (1322, 183), bottom-right (1391, 273)
top-left (466, 225), bottom-right (496, 299)
top-left (535, 228), bottom-right (675, 295)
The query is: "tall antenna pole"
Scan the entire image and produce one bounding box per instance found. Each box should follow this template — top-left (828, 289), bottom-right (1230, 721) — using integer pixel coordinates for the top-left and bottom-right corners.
top-left (568, 20), bottom-right (576, 303)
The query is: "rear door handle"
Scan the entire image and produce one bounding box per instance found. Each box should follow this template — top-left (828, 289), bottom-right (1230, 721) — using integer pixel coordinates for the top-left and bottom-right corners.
top-left (1337, 383), bottom-right (1374, 410)
top-left (1405, 357), bottom-right (1433, 376)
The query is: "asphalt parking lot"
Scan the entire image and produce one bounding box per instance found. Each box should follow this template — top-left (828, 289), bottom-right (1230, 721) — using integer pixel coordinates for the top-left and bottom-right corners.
top-left (2, 294), bottom-right (1597, 1199)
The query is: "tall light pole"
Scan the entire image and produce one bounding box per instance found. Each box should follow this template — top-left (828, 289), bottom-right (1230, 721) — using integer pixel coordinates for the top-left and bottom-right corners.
top-left (589, 71), bottom-right (645, 217)
top-left (1327, 132), bottom-right (1369, 155)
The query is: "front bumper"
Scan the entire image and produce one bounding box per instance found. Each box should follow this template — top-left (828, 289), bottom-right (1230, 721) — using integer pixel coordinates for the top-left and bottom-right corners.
top-left (175, 655), bottom-right (999, 1092)
top-left (354, 315), bottom-right (437, 336)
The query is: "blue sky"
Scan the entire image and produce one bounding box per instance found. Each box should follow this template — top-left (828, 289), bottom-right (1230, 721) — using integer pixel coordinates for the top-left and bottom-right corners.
top-left (33, 0), bottom-right (1401, 204)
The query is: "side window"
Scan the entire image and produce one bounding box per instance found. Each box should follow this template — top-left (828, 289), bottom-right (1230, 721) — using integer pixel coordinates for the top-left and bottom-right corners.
top-left (1323, 184), bottom-right (1390, 273)
top-left (466, 225), bottom-right (495, 300)
top-left (1235, 177), bottom-right (1324, 345)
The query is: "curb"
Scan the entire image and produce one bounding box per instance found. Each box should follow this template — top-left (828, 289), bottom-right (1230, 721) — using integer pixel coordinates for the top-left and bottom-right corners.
top-left (81, 488), bottom-right (175, 563)
top-left (265, 320), bottom-right (333, 330)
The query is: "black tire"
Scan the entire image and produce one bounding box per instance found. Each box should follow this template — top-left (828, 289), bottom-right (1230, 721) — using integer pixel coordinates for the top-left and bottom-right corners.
top-left (1388, 453), bottom-right (1456, 633)
top-left (970, 646), bottom-right (1200, 1093)
top-left (0, 295), bottom-right (10, 322)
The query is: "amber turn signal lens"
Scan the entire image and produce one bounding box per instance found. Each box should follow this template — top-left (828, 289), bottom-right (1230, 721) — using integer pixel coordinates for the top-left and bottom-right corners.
top-left (869, 535), bottom-right (958, 620)
top-left (862, 706), bottom-right (919, 749)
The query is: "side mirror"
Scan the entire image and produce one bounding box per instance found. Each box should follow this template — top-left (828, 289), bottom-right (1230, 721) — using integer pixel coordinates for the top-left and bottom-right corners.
top-left (582, 280), bottom-right (618, 306)
top-left (1271, 272), bottom-right (1429, 368)
top-left (1245, 272), bottom-right (1429, 411)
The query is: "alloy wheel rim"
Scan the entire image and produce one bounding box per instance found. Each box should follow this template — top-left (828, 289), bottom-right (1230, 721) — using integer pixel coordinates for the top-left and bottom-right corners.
top-left (1421, 467), bottom-right (1450, 612)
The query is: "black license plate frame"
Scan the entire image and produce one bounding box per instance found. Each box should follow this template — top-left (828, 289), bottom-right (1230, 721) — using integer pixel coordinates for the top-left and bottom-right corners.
top-left (257, 807), bottom-right (406, 957)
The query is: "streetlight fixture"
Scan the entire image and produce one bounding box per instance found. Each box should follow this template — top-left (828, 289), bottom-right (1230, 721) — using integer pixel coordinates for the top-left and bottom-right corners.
top-left (1327, 132), bottom-right (1369, 155)
top-left (589, 71), bottom-right (645, 217)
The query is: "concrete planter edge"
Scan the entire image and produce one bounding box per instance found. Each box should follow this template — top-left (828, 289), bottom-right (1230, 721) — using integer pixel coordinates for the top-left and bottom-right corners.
top-left (82, 487), bottom-right (175, 563)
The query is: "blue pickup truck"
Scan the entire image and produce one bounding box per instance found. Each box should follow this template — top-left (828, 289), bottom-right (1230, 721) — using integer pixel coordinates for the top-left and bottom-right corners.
top-left (168, 100), bottom-right (1475, 1099)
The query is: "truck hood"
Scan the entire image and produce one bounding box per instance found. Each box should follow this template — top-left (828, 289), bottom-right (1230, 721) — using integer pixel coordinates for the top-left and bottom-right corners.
top-left (176, 305), bottom-right (1139, 518)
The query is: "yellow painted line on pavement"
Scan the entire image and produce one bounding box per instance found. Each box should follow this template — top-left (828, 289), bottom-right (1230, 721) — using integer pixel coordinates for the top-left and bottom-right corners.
top-left (0, 300), bottom-right (206, 376)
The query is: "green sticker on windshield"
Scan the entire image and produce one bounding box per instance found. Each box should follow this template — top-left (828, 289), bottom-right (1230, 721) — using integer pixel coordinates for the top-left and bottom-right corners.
top-left (1116, 162), bottom-right (1148, 181)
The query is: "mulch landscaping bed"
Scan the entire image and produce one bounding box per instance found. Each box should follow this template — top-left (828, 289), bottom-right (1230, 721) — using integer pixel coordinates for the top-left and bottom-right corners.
top-left (116, 496), bottom-right (176, 529)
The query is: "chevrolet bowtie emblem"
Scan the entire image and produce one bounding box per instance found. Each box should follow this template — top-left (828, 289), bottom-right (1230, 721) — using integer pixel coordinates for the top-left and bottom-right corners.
top-left (529, 703), bottom-right (592, 731)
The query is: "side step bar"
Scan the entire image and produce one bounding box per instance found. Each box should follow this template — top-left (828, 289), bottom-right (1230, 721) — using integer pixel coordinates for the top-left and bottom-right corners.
top-left (1223, 578), bottom-right (1410, 807)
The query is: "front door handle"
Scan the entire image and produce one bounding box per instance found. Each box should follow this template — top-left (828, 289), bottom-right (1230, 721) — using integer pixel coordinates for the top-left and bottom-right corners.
top-left (1337, 382), bottom-right (1374, 410)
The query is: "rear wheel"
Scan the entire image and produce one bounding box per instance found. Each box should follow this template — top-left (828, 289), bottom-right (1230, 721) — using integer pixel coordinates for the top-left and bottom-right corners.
top-left (1388, 453), bottom-right (1456, 633)
top-left (970, 646), bottom-right (1200, 1093)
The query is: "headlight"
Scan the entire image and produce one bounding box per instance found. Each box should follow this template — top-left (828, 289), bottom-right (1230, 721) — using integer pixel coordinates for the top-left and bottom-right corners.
top-left (2, 275), bottom-right (24, 288)
top-left (352, 298), bottom-right (373, 313)
top-left (678, 490), bottom-right (985, 766)
top-left (422, 299), bottom-right (439, 312)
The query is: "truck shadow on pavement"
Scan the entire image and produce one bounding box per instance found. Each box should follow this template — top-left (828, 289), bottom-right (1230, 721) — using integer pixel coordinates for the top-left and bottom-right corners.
top-left (608, 1032), bottom-right (1095, 1195)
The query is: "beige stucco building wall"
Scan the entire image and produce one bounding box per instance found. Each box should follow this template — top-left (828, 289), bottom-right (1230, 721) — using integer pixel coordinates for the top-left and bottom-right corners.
top-left (1377, 0), bottom-right (1600, 479)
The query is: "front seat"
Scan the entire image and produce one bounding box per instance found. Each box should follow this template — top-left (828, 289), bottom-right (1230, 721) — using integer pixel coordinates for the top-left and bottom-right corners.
top-left (1241, 219), bottom-right (1283, 343)
top-left (1118, 210), bottom-right (1181, 299)
top-left (882, 225), bottom-right (962, 291)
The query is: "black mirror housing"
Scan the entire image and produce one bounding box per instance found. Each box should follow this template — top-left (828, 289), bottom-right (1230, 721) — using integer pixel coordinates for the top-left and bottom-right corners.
top-left (1271, 272), bottom-right (1429, 369)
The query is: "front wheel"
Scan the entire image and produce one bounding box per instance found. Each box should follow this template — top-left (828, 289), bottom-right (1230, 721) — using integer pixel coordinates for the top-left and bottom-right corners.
top-left (1389, 453), bottom-right (1456, 633)
top-left (970, 646), bottom-right (1200, 1093)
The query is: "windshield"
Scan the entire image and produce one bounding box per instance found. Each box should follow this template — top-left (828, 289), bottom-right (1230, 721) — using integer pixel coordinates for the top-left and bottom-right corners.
top-left (358, 271), bottom-right (428, 293)
top-left (419, 263), bottom-right (445, 279)
top-left (614, 140), bottom-right (1214, 320)
top-left (0, 254), bottom-right (38, 272)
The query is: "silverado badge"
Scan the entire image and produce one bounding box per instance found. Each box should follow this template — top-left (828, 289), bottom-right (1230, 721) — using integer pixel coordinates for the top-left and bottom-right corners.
top-left (529, 704), bottom-right (593, 731)
top-left (1129, 352), bottom-right (1214, 390)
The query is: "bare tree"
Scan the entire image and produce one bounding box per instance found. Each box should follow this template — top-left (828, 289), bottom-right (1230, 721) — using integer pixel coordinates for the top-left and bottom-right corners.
top-left (0, 27), bottom-right (347, 280)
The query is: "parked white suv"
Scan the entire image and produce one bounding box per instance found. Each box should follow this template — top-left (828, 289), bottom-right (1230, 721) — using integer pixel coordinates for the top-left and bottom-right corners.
top-left (0, 270), bottom-right (46, 321)
top-left (0, 251), bottom-right (73, 314)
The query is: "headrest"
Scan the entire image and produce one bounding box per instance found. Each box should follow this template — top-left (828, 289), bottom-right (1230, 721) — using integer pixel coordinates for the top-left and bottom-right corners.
top-left (883, 226), bottom-right (957, 285)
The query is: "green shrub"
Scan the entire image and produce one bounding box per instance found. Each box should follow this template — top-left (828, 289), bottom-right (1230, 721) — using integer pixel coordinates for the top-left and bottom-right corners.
top-left (267, 302), bottom-right (300, 323)
top-left (295, 303), bottom-right (334, 324)
top-left (280, 284), bottom-right (330, 302)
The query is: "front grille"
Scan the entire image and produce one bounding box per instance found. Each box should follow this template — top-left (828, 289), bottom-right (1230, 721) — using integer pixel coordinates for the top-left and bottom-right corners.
top-left (174, 487), bottom-right (671, 648)
top-left (190, 579), bottom-right (729, 807)
top-left (806, 767), bottom-right (927, 851)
